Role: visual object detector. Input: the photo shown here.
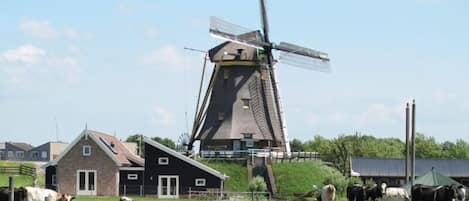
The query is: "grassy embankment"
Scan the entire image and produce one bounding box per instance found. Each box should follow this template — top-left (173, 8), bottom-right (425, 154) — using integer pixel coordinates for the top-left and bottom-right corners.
top-left (0, 161), bottom-right (42, 187)
top-left (199, 159), bottom-right (248, 192)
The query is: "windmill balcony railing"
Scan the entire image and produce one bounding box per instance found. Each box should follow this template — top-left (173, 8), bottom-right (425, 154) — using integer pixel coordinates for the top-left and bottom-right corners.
top-left (199, 149), bottom-right (320, 161)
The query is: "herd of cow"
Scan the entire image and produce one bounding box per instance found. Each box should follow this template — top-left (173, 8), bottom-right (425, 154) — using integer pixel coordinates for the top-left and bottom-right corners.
top-left (345, 183), bottom-right (466, 201)
top-left (0, 187), bottom-right (74, 201)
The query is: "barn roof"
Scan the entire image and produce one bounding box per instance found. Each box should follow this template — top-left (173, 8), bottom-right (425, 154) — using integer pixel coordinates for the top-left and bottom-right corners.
top-left (144, 137), bottom-right (228, 180)
top-left (351, 157), bottom-right (469, 177)
top-left (45, 129), bottom-right (143, 168)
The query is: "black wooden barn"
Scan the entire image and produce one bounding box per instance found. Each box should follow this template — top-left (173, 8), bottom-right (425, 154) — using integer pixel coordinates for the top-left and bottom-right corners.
top-left (143, 137), bottom-right (228, 198)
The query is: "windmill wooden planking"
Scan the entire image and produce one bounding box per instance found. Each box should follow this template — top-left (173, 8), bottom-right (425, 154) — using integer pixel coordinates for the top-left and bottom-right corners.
top-left (189, 0), bottom-right (330, 156)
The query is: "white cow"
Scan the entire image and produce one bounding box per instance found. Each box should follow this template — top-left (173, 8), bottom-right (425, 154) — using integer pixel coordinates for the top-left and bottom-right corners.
top-left (384, 187), bottom-right (410, 200)
top-left (119, 196), bottom-right (133, 201)
top-left (24, 187), bottom-right (74, 201)
top-left (321, 184), bottom-right (336, 201)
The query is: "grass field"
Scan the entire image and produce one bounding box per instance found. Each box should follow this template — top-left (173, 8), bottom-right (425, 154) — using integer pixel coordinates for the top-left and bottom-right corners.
top-left (273, 160), bottom-right (350, 201)
top-left (73, 197), bottom-right (190, 201)
top-left (0, 160), bottom-right (41, 187)
top-left (199, 159), bottom-right (248, 192)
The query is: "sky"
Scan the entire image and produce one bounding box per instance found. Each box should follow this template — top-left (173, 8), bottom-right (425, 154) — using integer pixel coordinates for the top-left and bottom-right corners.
top-left (1, 0), bottom-right (469, 146)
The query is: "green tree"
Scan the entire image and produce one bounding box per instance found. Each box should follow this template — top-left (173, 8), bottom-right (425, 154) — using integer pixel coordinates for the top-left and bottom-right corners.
top-left (290, 138), bottom-right (305, 152)
top-left (447, 139), bottom-right (469, 158)
top-left (151, 137), bottom-right (176, 149)
top-left (126, 134), bottom-right (144, 157)
top-left (415, 133), bottom-right (444, 158)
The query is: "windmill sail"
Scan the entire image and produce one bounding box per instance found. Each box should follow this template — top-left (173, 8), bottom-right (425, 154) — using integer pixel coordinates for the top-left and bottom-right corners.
top-left (209, 17), bottom-right (268, 49)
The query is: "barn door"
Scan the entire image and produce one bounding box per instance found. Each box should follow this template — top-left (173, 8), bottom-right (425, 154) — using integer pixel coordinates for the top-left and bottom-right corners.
top-left (158, 175), bottom-right (179, 198)
top-left (77, 170), bottom-right (97, 196)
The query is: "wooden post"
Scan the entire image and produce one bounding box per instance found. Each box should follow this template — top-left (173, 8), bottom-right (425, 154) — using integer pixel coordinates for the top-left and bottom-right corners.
top-left (189, 187), bottom-right (191, 199)
top-left (9, 176), bottom-right (14, 201)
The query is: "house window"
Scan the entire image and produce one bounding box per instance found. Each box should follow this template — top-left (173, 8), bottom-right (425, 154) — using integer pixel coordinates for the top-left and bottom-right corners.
top-left (8, 151), bottom-right (13, 158)
top-left (83, 145), bottom-right (91, 156)
top-left (195, 178), bottom-right (206, 186)
top-left (16, 151), bottom-right (24, 158)
top-left (52, 175), bottom-right (57, 186)
top-left (31, 151), bottom-right (39, 159)
top-left (242, 99), bottom-right (250, 109)
top-left (158, 157), bottom-right (169, 165)
top-left (246, 141), bottom-right (254, 148)
top-left (41, 151), bottom-right (47, 159)
top-left (127, 174), bottom-right (138, 180)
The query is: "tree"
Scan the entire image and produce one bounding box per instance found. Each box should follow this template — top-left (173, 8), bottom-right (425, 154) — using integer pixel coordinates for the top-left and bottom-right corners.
top-left (415, 133), bottom-right (444, 158)
top-left (290, 138), bottom-right (305, 152)
top-left (126, 134), bottom-right (144, 157)
top-left (151, 137), bottom-right (176, 149)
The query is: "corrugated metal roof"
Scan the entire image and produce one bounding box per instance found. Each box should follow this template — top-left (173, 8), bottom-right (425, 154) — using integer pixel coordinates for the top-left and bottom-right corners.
top-left (352, 157), bottom-right (469, 177)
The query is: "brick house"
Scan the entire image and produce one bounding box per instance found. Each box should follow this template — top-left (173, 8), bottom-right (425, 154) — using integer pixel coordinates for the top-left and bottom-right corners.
top-left (44, 129), bottom-right (144, 196)
top-left (0, 142), bottom-right (34, 160)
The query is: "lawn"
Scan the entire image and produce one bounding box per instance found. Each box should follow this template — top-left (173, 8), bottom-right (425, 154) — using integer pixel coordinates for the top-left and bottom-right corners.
top-left (74, 197), bottom-right (190, 201)
top-left (199, 159), bottom-right (248, 192)
top-left (0, 174), bottom-right (34, 187)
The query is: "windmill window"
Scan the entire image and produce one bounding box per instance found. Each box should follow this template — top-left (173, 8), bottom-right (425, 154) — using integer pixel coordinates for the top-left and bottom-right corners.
top-left (242, 133), bottom-right (253, 139)
top-left (246, 141), bottom-right (254, 148)
top-left (158, 157), bottom-right (169, 165)
top-left (242, 99), bottom-right (250, 109)
top-left (218, 112), bottom-right (225, 121)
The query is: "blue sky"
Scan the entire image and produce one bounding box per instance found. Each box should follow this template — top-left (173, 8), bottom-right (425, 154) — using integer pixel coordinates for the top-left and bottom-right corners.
top-left (1, 0), bottom-right (468, 146)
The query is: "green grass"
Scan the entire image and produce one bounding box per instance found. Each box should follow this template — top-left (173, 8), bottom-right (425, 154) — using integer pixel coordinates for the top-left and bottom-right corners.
top-left (0, 174), bottom-right (34, 187)
top-left (0, 160), bottom-right (42, 187)
top-left (199, 159), bottom-right (248, 192)
top-left (272, 161), bottom-right (350, 200)
top-left (74, 197), bottom-right (190, 201)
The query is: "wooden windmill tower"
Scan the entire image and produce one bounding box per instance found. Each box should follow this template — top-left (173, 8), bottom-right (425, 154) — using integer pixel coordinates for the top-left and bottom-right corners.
top-left (188, 0), bottom-right (330, 155)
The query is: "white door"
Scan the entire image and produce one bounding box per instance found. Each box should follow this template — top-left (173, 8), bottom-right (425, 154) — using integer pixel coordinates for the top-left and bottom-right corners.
top-left (77, 170), bottom-right (97, 196)
top-left (158, 176), bottom-right (179, 198)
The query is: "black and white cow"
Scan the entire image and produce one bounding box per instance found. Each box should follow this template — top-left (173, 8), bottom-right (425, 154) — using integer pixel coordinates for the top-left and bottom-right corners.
top-left (347, 185), bottom-right (367, 201)
top-left (365, 183), bottom-right (385, 201)
top-left (412, 184), bottom-right (457, 201)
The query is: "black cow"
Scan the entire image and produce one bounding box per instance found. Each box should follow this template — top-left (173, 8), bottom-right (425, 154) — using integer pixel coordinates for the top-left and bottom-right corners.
top-left (347, 185), bottom-right (366, 201)
top-left (365, 184), bottom-right (384, 201)
top-left (0, 187), bottom-right (27, 201)
top-left (412, 184), bottom-right (457, 201)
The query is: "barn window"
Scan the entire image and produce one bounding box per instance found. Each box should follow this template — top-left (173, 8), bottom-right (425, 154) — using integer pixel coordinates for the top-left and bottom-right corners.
top-left (246, 141), bottom-right (254, 148)
top-left (158, 157), bottom-right (169, 165)
top-left (127, 174), bottom-right (138, 180)
top-left (52, 175), bottom-right (57, 186)
top-left (83, 145), bottom-right (91, 156)
top-left (41, 151), bottom-right (48, 159)
top-left (195, 178), bottom-right (206, 186)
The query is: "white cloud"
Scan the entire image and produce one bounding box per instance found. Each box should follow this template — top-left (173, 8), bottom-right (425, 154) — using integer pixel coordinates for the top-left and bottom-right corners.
top-left (117, 3), bottom-right (135, 16)
top-left (18, 20), bottom-right (58, 40)
top-left (141, 46), bottom-right (186, 69)
top-left (0, 45), bottom-right (81, 85)
top-left (356, 103), bottom-right (402, 126)
top-left (63, 27), bottom-right (94, 40)
top-left (152, 106), bottom-right (175, 126)
top-left (0, 45), bottom-right (46, 64)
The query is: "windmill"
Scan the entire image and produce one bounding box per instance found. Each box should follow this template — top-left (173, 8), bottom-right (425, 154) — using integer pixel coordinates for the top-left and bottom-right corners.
top-left (188, 0), bottom-right (330, 155)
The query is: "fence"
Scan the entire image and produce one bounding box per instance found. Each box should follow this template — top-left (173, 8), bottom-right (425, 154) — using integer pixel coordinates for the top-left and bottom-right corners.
top-left (119, 185), bottom-right (144, 196)
top-left (200, 149), bottom-right (320, 162)
top-left (188, 188), bottom-right (271, 201)
top-left (0, 164), bottom-right (36, 177)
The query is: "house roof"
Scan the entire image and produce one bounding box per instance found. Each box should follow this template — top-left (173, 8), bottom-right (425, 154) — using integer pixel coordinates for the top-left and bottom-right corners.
top-left (7, 142), bottom-right (34, 151)
top-left (143, 137), bottom-right (228, 180)
top-left (45, 129), bottom-right (143, 167)
top-left (351, 157), bottom-right (469, 177)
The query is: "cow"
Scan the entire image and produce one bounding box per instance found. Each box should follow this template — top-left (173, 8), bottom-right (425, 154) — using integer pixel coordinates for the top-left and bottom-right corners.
top-left (384, 187), bottom-right (410, 201)
top-left (24, 187), bottom-right (74, 201)
top-left (451, 185), bottom-right (466, 201)
top-left (412, 184), bottom-right (457, 201)
top-left (317, 184), bottom-right (336, 201)
top-left (347, 185), bottom-right (366, 201)
top-left (365, 183), bottom-right (384, 201)
top-left (119, 196), bottom-right (133, 201)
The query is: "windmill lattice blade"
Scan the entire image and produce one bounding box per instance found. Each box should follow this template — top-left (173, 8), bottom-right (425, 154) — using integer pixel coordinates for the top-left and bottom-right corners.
top-left (275, 42), bottom-right (330, 61)
top-left (209, 16), bottom-right (268, 49)
top-left (278, 51), bottom-right (331, 72)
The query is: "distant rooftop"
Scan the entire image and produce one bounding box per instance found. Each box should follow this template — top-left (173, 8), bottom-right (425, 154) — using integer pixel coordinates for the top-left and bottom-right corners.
top-left (351, 157), bottom-right (469, 177)
top-left (7, 142), bottom-right (34, 151)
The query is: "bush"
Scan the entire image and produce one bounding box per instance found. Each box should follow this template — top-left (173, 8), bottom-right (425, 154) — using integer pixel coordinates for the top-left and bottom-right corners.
top-left (248, 176), bottom-right (267, 192)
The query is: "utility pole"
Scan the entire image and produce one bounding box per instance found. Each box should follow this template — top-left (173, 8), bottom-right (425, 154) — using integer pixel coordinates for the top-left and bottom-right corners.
top-left (405, 103), bottom-right (410, 184)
